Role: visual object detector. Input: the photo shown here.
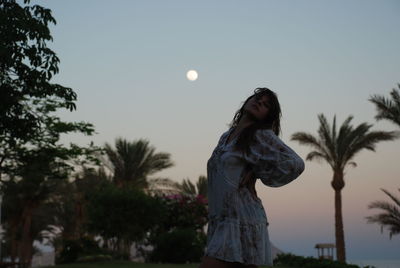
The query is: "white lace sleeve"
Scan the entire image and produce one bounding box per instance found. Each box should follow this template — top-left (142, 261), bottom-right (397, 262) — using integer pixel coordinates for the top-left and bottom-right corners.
top-left (243, 129), bottom-right (305, 187)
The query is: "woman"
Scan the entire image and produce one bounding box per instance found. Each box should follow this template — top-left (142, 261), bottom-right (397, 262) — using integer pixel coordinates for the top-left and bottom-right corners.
top-left (199, 87), bottom-right (305, 268)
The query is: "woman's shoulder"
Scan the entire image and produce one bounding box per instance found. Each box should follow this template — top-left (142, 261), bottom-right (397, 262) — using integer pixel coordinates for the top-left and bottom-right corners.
top-left (254, 128), bottom-right (275, 140)
top-left (215, 127), bottom-right (233, 144)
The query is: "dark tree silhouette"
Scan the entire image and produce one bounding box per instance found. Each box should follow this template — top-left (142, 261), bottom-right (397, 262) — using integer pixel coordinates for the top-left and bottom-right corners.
top-left (366, 188), bottom-right (400, 239)
top-left (291, 113), bottom-right (399, 262)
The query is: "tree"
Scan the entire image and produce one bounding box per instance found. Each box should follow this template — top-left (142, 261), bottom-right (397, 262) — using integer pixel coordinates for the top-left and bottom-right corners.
top-left (144, 193), bottom-right (207, 263)
top-left (0, 0), bottom-right (79, 177)
top-left (174, 175), bottom-right (208, 198)
top-left (0, 1), bottom-right (101, 265)
top-left (367, 84), bottom-right (400, 239)
top-left (291, 113), bottom-right (399, 262)
top-left (365, 188), bottom-right (400, 239)
top-left (2, 143), bottom-right (99, 266)
top-left (48, 167), bottom-right (111, 242)
top-left (103, 137), bottom-right (174, 189)
top-left (86, 184), bottom-right (163, 259)
top-left (2, 184), bottom-right (58, 264)
top-left (39, 167), bottom-right (111, 264)
top-left (369, 83), bottom-right (400, 128)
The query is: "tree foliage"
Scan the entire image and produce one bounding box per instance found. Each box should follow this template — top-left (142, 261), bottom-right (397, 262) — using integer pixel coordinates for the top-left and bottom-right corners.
top-left (0, 0), bottom-right (93, 177)
top-left (291, 113), bottom-right (399, 262)
top-left (103, 137), bottom-right (174, 189)
top-left (86, 184), bottom-right (164, 252)
top-left (0, 0), bottom-right (101, 265)
top-left (369, 83), bottom-right (400, 128)
top-left (174, 175), bottom-right (208, 198)
top-left (366, 188), bottom-right (400, 239)
top-left (0, 0), bottom-right (76, 138)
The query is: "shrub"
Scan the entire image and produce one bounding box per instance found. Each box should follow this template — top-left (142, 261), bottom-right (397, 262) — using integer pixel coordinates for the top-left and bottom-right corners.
top-left (148, 228), bottom-right (206, 263)
top-left (87, 185), bottom-right (164, 243)
top-left (274, 253), bottom-right (374, 268)
top-left (76, 254), bottom-right (113, 262)
top-left (56, 236), bottom-right (105, 264)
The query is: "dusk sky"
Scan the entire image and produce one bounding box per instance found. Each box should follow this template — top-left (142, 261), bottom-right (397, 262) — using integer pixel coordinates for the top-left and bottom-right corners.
top-left (40, 0), bottom-right (400, 261)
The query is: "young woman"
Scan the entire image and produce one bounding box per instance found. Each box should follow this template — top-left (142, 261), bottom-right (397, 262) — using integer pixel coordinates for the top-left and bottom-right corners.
top-left (199, 87), bottom-right (305, 268)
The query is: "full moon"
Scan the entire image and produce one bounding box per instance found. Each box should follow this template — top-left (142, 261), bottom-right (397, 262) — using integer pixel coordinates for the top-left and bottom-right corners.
top-left (186, 70), bottom-right (198, 81)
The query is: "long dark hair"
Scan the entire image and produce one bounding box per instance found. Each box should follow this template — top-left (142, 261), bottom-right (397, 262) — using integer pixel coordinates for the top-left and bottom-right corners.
top-left (229, 87), bottom-right (282, 154)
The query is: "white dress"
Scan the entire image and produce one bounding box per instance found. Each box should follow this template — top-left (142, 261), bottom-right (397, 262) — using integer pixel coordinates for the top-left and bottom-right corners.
top-left (205, 127), bottom-right (305, 266)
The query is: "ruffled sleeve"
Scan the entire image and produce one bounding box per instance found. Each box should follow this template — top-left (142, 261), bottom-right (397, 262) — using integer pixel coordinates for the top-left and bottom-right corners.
top-left (243, 129), bottom-right (305, 187)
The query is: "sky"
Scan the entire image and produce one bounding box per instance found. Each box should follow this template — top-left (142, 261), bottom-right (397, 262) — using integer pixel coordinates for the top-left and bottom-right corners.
top-left (36, 0), bottom-right (400, 261)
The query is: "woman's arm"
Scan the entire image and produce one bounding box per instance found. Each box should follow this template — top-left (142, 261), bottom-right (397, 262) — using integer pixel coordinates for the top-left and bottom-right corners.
top-left (243, 129), bottom-right (305, 188)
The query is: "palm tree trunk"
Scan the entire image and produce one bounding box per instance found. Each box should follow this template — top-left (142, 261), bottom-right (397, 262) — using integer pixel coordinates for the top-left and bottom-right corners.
top-left (334, 189), bottom-right (346, 262)
top-left (331, 171), bottom-right (346, 262)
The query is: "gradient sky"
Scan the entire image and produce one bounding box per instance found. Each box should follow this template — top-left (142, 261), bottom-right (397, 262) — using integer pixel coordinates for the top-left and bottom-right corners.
top-left (38, 0), bottom-right (400, 260)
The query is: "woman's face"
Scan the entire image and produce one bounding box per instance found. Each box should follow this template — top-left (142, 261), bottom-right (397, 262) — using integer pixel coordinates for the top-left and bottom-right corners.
top-left (243, 94), bottom-right (271, 121)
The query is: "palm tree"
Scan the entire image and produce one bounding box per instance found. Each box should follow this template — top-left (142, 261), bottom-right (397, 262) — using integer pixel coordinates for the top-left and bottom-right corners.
top-left (367, 84), bottom-right (400, 240)
top-left (174, 175), bottom-right (208, 198)
top-left (369, 83), bottom-right (400, 128)
top-left (103, 137), bottom-right (174, 189)
top-left (146, 177), bottom-right (182, 196)
top-left (365, 188), bottom-right (400, 239)
top-left (291, 113), bottom-right (399, 262)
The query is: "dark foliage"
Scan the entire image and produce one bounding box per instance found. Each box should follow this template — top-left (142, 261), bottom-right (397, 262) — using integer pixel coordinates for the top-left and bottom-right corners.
top-left (148, 228), bottom-right (206, 264)
top-left (274, 253), bottom-right (376, 268)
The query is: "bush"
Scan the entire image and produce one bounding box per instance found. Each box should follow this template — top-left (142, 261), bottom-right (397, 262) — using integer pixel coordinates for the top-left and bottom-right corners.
top-left (56, 239), bottom-right (81, 264)
top-left (148, 228), bottom-right (206, 263)
top-left (56, 236), bottom-right (105, 264)
top-left (87, 184), bottom-right (164, 243)
top-left (76, 254), bottom-right (113, 262)
top-left (146, 193), bottom-right (207, 246)
top-left (273, 253), bottom-right (374, 268)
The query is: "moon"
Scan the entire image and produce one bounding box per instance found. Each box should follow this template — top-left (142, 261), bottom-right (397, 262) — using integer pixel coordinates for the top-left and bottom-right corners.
top-left (186, 70), bottom-right (198, 81)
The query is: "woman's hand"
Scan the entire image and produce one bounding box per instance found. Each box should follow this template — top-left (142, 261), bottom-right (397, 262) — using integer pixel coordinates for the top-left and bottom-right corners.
top-left (239, 168), bottom-right (258, 200)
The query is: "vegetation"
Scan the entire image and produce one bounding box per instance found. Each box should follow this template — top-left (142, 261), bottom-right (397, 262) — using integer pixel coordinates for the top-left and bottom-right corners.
top-left (143, 194), bottom-right (208, 263)
top-left (1, 0), bottom-right (399, 266)
top-left (274, 253), bottom-right (374, 268)
top-left (369, 83), bottom-right (400, 128)
top-left (291, 114), bottom-right (399, 262)
top-left (40, 262), bottom-right (277, 268)
top-left (0, 0), bottom-right (88, 176)
top-left (365, 188), bottom-right (400, 239)
top-left (148, 228), bottom-right (205, 264)
top-left (1, 0), bottom-right (100, 266)
top-left (103, 137), bottom-right (174, 190)
top-left (173, 176), bottom-right (208, 198)
top-left (365, 84), bottom-right (400, 240)
top-left (86, 184), bottom-right (164, 261)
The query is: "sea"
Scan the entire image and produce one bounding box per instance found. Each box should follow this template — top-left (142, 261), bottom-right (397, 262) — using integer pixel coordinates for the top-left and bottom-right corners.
top-left (348, 259), bottom-right (400, 268)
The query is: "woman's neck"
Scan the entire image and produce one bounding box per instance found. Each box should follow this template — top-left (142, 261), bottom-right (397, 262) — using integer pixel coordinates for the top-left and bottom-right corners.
top-left (236, 113), bottom-right (255, 130)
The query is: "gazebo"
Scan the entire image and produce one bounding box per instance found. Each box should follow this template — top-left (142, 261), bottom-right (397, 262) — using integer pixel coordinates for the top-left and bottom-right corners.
top-left (314, 243), bottom-right (335, 260)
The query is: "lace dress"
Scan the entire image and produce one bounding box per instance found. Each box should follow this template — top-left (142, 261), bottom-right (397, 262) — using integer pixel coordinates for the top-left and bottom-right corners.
top-left (205, 127), bottom-right (305, 266)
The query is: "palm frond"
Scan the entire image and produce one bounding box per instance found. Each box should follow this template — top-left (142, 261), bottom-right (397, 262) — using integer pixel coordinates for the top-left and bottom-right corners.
top-left (102, 137), bottom-right (174, 189)
top-left (341, 129), bottom-right (398, 170)
top-left (305, 151), bottom-right (328, 163)
top-left (317, 114), bottom-right (336, 162)
top-left (380, 188), bottom-right (400, 208)
top-left (146, 177), bottom-right (181, 196)
top-left (369, 84), bottom-right (400, 127)
top-left (290, 132), bottom-right (333, 165)
top-left (196, 175), bottom-right (208, 197)
top-left (366, 188), bottom-right (400, 239)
